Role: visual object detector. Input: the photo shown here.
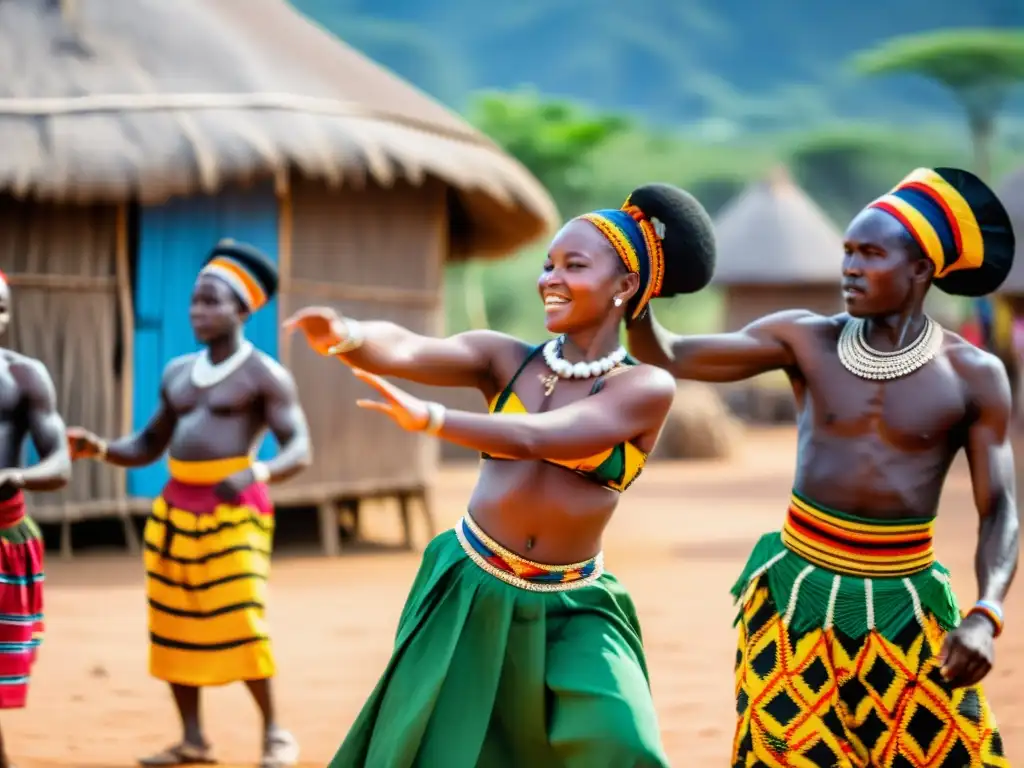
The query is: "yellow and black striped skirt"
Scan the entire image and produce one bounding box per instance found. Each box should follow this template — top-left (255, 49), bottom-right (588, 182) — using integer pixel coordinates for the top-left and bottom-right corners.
top-left (143, 457), bottom-right (275, 687)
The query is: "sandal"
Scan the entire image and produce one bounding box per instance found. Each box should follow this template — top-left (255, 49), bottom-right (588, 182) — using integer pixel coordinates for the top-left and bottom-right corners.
top-left (260, 729), bottom-right (300, 768)
top-left (138, 742), bottom-right (217, 766)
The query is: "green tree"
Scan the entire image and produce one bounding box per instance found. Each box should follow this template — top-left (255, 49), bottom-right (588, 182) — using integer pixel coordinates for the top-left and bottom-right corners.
top-left (468, 89), bottom-right (629, 217)
top-left (458, 90), bottom-right (629, 329)
top-left (851, 29), bottom-right (1024, 180)
top-left (785, 125), bottom-right (964, 225)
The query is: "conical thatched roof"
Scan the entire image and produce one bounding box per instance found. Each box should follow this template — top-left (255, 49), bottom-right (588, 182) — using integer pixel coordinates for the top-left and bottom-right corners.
top-left (996, 166), bottom-right (1024, 294)
top-left (711, 167), bottom-right (844, 286)
top-left (0, 0), bottom-right (559, 258)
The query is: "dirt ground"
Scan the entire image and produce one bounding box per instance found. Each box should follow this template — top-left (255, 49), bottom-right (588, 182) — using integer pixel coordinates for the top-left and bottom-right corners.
top-left (8, 426), bottom-right (1023, 767)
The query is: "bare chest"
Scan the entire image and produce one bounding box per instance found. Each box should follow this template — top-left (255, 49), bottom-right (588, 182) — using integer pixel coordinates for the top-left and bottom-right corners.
top-left (166, 364), bottom-right (261, 418)
top-left (0, 366), bottom-right (22, 421)
top-left (801, 353), bottom-right (967, 448)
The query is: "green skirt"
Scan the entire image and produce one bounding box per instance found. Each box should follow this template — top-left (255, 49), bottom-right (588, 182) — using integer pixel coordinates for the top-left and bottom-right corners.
top-left (329, 526), bottom-right (669, 768)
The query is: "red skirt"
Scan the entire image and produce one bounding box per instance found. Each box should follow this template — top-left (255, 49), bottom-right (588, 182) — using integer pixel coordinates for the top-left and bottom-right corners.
top-left (0, 492), bottom-right (44, 709)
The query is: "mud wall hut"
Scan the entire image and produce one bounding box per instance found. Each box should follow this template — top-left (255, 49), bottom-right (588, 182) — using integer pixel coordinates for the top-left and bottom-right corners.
top-left (0, 0), bottom-right (557, 546)
top-left (706, 167), bottom-right (843, 420)
top-left (711, 167), bottom-right (844, 330)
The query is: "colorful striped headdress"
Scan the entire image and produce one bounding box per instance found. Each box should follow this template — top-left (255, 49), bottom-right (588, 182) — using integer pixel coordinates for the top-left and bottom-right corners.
top-left (576, 200), bottom-right (667, 321)
top-left (199, 239), bottom-right (279, 313)
top-left (868, 167), bottom-right (1015, 297)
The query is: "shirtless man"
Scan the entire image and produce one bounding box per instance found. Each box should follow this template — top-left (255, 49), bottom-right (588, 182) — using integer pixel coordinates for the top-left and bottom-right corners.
top-left (0, 271), bottom-right (71, 768)
top-left (628, 167), bottom-right (1017, 766)
top-left (67, 242), bottom-right (312, 768)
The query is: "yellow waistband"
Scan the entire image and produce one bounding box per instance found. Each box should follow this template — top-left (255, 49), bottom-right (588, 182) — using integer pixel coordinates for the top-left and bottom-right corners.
top-left (168, 456), bottom-right (252, 485)
top-left (782, 493), bottom-right (935, 577)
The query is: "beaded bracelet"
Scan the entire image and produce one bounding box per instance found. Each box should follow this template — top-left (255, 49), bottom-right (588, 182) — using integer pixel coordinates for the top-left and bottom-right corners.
top-left (326, 318), bottom-right (365, 356)
top-left (424, 402), bottom-right (445, 435)
top-left (968, 599), bottom-right (1004, 637)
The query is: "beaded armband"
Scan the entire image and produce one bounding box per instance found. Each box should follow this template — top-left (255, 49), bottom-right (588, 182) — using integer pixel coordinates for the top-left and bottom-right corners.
top-left (968, 600), bottom-right (1004, 638)
top-left (424, 402), bottom-right (445, 435)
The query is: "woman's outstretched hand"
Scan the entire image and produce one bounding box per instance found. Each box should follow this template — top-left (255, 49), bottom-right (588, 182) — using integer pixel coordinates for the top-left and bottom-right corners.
top-left (351, 368), bottom-right (432, 432)
top-left (283, 306), bottom-right (346, 356)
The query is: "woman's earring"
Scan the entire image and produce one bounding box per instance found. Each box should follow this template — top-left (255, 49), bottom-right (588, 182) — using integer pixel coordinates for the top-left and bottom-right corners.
top-left (613, 297), bottom-right (623, 307)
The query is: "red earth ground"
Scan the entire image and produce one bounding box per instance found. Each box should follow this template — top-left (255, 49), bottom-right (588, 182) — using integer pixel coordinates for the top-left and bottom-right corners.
top-left (8, 427), bottom-right (1022, 767)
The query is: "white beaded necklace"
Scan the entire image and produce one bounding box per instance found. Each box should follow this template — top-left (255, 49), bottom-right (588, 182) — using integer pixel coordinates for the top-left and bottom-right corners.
top-left (539, 336), bottom-right (627, 396)
top-left (190, 341), bottom-right (254, 388)
top-left (837, 316), bottom-right (942, 381)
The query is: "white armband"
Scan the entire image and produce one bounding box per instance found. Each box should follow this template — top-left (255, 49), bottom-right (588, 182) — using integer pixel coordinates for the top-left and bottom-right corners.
top-left (327, 318), bottom-right (366, 356)
top-left (424, 402), bottom-right (446, 435)
top-left (251, 462), bottom-right (271, 484)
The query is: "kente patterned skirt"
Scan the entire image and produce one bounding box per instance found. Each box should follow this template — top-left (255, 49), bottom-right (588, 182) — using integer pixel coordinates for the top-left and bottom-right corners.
top-left (0, 492), bottom-right (43, 709)
top-left (329, 513), bottom-right (669, 768)
top-left (143, 457), bottom-right (275, 687)
top-left (731, 491), bottom-right (1007, 767)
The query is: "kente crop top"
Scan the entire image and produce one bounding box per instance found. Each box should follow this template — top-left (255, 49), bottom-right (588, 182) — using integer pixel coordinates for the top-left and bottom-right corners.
top-left (480, 344), bottom-right (648, 492)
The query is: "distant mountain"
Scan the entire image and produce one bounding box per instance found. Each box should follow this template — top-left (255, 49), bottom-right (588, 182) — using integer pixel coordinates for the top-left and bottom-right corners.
top-left (290, 0), bottom-right (1024, 133)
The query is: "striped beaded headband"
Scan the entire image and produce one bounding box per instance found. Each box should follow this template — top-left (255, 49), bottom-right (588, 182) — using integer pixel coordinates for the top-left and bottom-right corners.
top-left (576, 200), bottom-right (666, 320)
top-left (199, 255), bottom-right (269, 312)
top-left (868, 168), bottom-right (985, 280)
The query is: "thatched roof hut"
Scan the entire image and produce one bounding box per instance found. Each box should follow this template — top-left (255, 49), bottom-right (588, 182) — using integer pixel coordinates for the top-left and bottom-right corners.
top-left (0, 0), bottom-right (558, 552)
top-left (0, 0), bottom-right (555, 254)
top-left (712, 166), bottom-right (844, 330)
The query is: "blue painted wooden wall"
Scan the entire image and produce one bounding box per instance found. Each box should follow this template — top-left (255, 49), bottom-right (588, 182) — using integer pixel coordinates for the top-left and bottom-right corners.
top-left (128, 182), bottom-right (281, 498)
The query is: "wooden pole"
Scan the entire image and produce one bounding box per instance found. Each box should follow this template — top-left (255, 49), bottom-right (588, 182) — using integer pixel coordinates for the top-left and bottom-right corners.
top-left (114, 203), bottom-right (139, 554)
top-left (115, 204), bottom-right (133, 437)
top-left (277, 177), bottom-right (294, 367)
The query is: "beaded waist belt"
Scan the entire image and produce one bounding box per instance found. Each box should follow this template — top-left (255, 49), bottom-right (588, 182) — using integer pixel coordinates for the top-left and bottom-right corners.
top-left (455, 514), bottom-right (604, 592)
top-left (781, 492), bottom-right (935, 578)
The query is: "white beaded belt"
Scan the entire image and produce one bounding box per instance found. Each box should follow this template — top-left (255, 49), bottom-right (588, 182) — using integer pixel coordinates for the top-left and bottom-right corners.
top-left (455, 514), bottom-right (604, 593)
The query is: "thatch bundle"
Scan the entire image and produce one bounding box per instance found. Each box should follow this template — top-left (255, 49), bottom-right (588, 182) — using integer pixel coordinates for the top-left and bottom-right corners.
top-left (0, 0), bottom-right (558, 257)
top-left (652, 382), bottom-right (744, 461)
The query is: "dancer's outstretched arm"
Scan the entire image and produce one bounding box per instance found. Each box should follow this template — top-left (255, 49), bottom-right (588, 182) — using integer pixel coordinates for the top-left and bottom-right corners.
top-left (349, 365), bottom-right (676, 462)
top-left (67, 358), bottom-right (182, 468)
top-left (627, 306), bottom-right (817, 383)
top-left (285, 306), bottom-right (524, 390)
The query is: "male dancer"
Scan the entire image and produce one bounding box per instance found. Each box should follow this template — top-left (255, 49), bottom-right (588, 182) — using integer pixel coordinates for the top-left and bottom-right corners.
top-left (628, 168), bottom-right (1016, 766)
top-left (0, 271), bottom-right (72, 768)
top-left (68, 242), bottom-right (312, 768)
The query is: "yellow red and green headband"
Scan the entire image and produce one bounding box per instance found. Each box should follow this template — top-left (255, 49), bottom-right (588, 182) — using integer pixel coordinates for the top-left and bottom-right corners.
top-left (576, 197), bottom-right (666, 320)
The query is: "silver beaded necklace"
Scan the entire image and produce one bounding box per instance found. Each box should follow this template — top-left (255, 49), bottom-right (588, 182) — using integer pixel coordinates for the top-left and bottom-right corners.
top-left (837, 316), bottom-right (943, 381)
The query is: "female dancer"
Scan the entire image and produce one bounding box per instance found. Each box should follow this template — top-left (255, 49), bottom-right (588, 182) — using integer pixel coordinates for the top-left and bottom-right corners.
top-left (286, 183), bottom-right (716, 767)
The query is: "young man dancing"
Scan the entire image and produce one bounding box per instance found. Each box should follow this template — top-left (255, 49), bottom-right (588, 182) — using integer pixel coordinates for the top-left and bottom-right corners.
top-left (629, 168), bottom-right (1016, 766)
